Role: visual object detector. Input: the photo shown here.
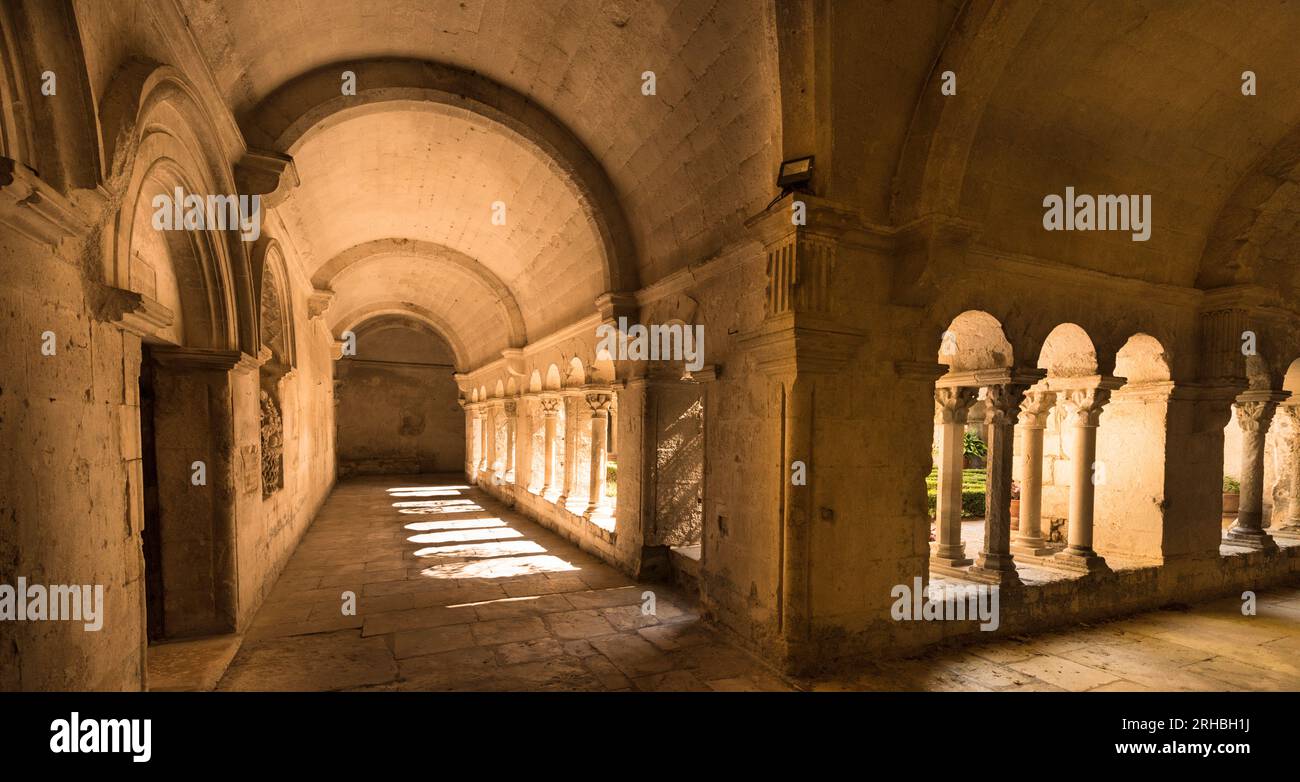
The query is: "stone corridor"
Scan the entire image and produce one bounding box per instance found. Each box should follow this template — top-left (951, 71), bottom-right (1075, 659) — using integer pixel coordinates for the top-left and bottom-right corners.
top-left (143, 477), bottom-right (1300, 693)
top-left (204, 476), bottom-right (791, 692)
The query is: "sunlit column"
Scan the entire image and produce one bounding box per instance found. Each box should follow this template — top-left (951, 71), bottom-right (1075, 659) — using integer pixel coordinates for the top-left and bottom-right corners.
top-left (475, 406), bottom-right (488, 476)
top-left (503, 400), bottom-right (517, 483)
top-left (1277, 404), bottom-right (1300, 538)
top-left (1226, 394), bottom-right (1283, 550)
top-left (541, 396), bottom-right (559, 494)
top-left (558, 395), bottom-right (577, 506)
top-left (585, 392), bottom-right (612, 515)
top-left (485, 403), bottom-right (500, 480)
top-left (1012, 389), bottom-right (1055, 557)
top-left (932, 386), bottom-right (976, 569)
top-left (970, 383), bottom-right (1026, 585)
top-left (1054, 387), bottom-right (1111, 572)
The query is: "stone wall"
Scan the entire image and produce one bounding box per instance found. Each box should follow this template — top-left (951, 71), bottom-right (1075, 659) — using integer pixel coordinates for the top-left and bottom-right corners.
top-left (335, 323), bottom-right (464, 476)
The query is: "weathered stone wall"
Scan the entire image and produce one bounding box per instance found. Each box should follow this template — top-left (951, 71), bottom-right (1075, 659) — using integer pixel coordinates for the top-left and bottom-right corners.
top-left (335, 324), bottom-right (464, 476)
top-left (0, 230), bottom-right (147, 690)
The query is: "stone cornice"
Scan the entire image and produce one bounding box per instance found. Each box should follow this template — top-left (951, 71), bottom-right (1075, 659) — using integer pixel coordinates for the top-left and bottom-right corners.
top-left (737, 311), bottom-right (865, 377)
top-left (151, 346), bottom-right (259, 373)
top-left (968, 243), bottom-right (1203, 311)
top-left (95, 285), bottom-right (175, 338)
top-left (935, 367), bottom-right (1046, 389)
top-left (0, 159), bottom-right (92, 247)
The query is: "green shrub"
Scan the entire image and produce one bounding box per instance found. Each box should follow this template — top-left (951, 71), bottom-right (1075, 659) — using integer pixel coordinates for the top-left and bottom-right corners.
top-left (963, 431), bottom-right (987, 460)
top-left (925, 468), bottom-right (986, 518)
top-left (1223, 474), bottom-right (1240, 493)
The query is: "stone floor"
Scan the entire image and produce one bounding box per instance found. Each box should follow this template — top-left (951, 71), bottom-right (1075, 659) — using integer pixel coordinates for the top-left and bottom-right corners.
top-left (162, 475), bottom-right (1300, 692)
top-left (211, 475), bottom-right (791, 692)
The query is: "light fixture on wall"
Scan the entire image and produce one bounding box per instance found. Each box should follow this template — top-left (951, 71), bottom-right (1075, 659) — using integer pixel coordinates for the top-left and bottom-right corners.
top-left (766, 154), bottom-right (815, 210)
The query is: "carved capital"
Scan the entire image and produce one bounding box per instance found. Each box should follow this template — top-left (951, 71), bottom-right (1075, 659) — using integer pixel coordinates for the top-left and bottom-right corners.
top-left (983, 383), bottom-right (1029, 426)
top-left (1235, 400), bottom-right (1278, 434)
top-left (586, 392), bottom-right (613, 415)
top-left (934, 386), bottom-right (977, 424)
top-left (539, 396), bottom-right (561, 416)
top-left (1017, 390), bottom-right (1056, 428)
top-left (503, 400), bottom-right (517, 416)
top-left (1061, 388), bottom-right (1110, 427)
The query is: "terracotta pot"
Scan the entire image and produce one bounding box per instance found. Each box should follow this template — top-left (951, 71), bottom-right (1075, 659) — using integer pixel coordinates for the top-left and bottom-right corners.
top-left (1009, 498), bottom-right (1020, 529)
top-left (1222, 492), bottom-right (1239, 515)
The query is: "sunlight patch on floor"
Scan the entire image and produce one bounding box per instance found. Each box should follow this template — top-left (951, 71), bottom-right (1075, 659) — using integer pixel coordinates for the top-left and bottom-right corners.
top-left (417, 554), bottom-right (580, 579)
top-left (412, 539), bottom-right (548, 558)
top-left (403, 517), bottom-right (508, 532)
top-left (407, 527), bottom-right (523, 545)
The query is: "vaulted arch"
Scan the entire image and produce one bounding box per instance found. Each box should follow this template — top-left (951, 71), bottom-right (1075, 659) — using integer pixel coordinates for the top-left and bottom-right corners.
top-left (331, 300), bottom-right (469, 371)
top-left (313, 238), bottom-right (526, 348)
top-left (242, 58), bottom-right (638, 295)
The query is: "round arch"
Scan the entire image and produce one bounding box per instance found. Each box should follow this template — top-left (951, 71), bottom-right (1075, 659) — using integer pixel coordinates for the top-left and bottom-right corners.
top-left (242, 58), bottom-right (639, 294)
top-left (331, 301), bottom-right (470, 371)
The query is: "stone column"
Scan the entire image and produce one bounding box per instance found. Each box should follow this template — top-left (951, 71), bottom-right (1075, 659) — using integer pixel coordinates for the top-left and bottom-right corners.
top-left (1276, 404), bottom-right (1300, 538)
top-left (1226, 395), bottom-right (1282, 550)
top-left (558, 395), bottom-right (578, 506)
top-left (585, 392), bottom-right (613, 515)
top-left (475, 406), bottom-right (488, 477)
top-left (485, 404), bottom-right (500, 480)
top-left (1054, 388), bottom-right (1111, 572)
top-left (541, 396), bottom-right (559, 494)
top-left (1012, 389), bottom-right (1056, 557)
top-left (932, 386), bottom-right (976, 570)
top-left (503, 400), bottom-right (517, 483)
top-left (969, 383), bottom-right (1026, 585)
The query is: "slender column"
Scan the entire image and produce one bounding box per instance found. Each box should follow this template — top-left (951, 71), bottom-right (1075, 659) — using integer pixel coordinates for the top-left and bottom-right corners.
top-left (558, 395), bottom-right (578, 506)
top-left (541, 397), bottom-right (559, 494)
top-left (1276, 404), bottom-right (1300, 538)
top-left (475, 407), bottom-right (488, 476)
top-left (932, 386), bottom-right (977, 569)
top-left (1012, 390), bottom-right (1056, 557)
top-left (1226, 396), bottom-right (1281, 550)
top-left (585, 393), bottom-right (613, 515)
top-left (485, 403), bottom-right (500, 480)
top-left (969, 383), bottom-right (1026, 585)
top-left (1054, 388), bottom-right (1111, 572)
top-left (503, 400), bottom-right (517, 483)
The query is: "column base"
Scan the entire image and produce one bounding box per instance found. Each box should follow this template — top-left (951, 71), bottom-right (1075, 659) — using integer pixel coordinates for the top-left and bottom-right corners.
top-left (931, 541), bottom-right (970, 562)
top-left (1011, 536), bottom-right (1056, 558)
top-left (1050, 547), bottom-right (1110, 574)
top-left (966, 556), bottom-right (1022, 587)
top-left (930, 543), bottom-right (972, 575)
top-left (1224, 524), bottom-right (1279, 551)
top-left (1271, 524), bottom-right (1300, 539)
